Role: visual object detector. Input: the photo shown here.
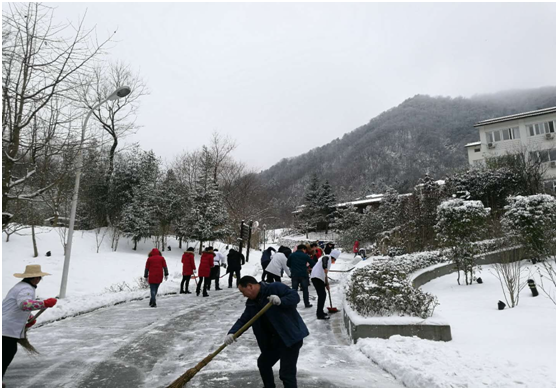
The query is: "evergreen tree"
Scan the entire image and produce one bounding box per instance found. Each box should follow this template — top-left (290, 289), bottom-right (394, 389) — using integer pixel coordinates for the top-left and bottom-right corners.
top-left (118, 150), bottom-right (160, 250)
top-left (187, 147), bottom-right (230, 252)
top-left (318, 180), bottom-right (336, 233)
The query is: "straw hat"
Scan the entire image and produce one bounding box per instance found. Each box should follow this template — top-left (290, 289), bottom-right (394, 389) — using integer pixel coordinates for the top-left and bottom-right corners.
top-left (14, 264), bottom-right (51, 278)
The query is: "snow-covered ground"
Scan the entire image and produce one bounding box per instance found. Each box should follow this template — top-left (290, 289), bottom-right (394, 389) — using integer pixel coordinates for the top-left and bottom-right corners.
top-left (355, 261), bottom-right (556, 388)
top-left (3, 228), bottom-right (556, 387)
top-left (1, 227), bottom-right (262, 323)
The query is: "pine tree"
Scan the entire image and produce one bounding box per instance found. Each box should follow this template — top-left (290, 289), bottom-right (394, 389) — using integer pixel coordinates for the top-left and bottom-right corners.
top-left (318, 180), bottom-right (336, 233)
top-left (187, 147), bottom-right (230, 252)
top-left (118, 150), bottom-right (160, 250)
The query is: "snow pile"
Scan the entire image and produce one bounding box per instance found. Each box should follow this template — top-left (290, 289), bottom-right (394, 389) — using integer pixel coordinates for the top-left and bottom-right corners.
top-left (355, 263), bottom-right (556, 388)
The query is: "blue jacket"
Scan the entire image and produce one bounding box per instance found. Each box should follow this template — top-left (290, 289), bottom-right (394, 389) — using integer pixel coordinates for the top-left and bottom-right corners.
top-left (228, 282), bottom-right (309, 349)
top-left (286, 250), bottom-right (315, 278)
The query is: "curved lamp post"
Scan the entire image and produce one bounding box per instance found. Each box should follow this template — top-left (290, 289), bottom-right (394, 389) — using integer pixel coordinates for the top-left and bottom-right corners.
top-left (59, 86), bottom-right (131, 299)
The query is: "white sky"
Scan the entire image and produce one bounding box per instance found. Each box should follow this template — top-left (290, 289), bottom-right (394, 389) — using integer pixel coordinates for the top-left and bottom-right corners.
top-left (47, 2), bottom-right (556, 171)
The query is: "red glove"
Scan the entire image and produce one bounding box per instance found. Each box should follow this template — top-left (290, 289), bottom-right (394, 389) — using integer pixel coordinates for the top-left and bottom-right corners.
top-left (43, 298), bottom-right (57, 308)
top-left (25, 319), bottom-right (37, 328)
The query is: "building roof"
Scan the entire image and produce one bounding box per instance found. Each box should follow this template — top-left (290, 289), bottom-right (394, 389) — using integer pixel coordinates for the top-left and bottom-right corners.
top-left (474, 107), bottom-right (556, 128)
top-left (465, 141), bottom-right (481, 148)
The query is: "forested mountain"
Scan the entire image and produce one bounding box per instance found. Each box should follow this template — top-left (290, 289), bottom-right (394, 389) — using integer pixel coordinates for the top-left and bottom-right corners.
top-left (258, 86), bottom-right (556, 226)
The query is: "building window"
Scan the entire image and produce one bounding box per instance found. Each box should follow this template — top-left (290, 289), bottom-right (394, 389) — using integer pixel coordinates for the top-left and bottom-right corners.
top-left (474, 147), bottom-right (481, 152)
top-left (487, 127), bottom-right (519, 143)
top-left (529, 149), bottom-right (556, 163)
top-left (528, 121), bottom-right (555, 136)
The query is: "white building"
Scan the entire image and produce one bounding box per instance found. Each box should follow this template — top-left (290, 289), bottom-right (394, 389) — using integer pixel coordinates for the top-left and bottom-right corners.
top-left (465, 107), bottom-right (556, 191)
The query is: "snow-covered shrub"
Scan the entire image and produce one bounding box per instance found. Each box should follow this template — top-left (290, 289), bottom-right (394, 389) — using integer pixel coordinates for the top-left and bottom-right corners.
top-left (387, 246), bottom-right (406, 257)
top-left (435, 199), bottom-right (490, 285)
top-left (501, 195), bottom-right (556, 262)
top-left (345, 251), bottom-right (446, 318)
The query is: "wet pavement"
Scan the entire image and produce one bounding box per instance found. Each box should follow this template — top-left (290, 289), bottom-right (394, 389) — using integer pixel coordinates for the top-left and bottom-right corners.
top-left (4, 274), bottom-right (403, 388)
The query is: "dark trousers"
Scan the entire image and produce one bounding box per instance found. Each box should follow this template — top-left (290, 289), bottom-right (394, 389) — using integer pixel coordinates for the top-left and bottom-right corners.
top-left (210, 266), bottom-right (221, 289)
top-left (180, 275), bottom-right (192, 292)
top-left (266, 273), bottom-right (281, 283)
top-left (311, 278), bottom-right (327, 318)
top-left (261, 261), bottom-right (271, 282)
top-left (149, 283), bottom-right (160, 305)
top-left (291, 276), bottom-right (310, 307)
top-left (3, 336), bottom-right (18, 378)
top-left (228, 270), bottom-right (241, 288)
top-left (196, 277), bottom-right (210, 295)
top-left (258, 338), bottom-right (303, 388)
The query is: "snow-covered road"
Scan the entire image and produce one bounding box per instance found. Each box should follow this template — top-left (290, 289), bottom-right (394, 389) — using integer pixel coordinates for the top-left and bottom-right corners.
top-left (4, 280), bottom-right (403, 388)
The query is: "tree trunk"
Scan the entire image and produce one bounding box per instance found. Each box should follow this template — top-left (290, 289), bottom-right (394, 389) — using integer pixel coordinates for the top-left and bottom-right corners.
top-left (179, 237), bottom-right (182, 249)
top-left (6, 233), bottom-right (10, 242)
top-left (133, 238), bottom-right (138, 251)
top-left (32, 225), bottom-right (38, 257)
top-left (199, 241), bottom-right (203, 255)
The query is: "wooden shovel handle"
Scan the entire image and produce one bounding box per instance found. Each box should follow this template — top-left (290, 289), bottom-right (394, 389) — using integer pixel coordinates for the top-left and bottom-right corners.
top-left (28, 308), bottom-right (47, 323)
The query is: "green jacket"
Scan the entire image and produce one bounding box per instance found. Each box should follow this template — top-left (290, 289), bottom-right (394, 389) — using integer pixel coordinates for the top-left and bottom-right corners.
top-left (286, 250), bottom-right (316, 278)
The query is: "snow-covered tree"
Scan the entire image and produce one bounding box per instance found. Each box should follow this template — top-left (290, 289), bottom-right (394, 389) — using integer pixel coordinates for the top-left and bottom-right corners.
top-left (118, 150), bottom-right (160, 250)
top-left (501, 195), bottom-right (556, 262)
top-left (435, 198), bottom-right (490, 285)
top-left (187, 147), bottom-right (230, 252)
top-left (332, 204), bottom-right (363, 251)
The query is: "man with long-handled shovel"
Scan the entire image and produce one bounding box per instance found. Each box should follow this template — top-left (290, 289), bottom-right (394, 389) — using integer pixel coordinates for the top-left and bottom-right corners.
top-left (225, 276), bottom-right (309, 388)
top-left (2, 265), bottom-right (58, 386)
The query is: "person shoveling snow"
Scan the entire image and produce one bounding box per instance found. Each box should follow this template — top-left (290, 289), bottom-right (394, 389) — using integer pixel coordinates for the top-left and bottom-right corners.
top-left (2, 265), bottom-right (58, 385)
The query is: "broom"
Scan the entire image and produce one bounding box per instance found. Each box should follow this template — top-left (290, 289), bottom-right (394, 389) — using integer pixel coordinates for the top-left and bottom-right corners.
top-left (17, 308), bottom-right (47, 354)
top-left (326, 277), bottom-right (338, 313)
top-left (167, 301), bottom-right (273, 388)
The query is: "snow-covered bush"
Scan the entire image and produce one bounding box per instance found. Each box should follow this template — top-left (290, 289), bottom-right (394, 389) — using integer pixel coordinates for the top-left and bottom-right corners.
top-left (501, 195), bottom-right (556, 262)
top-left (435, 199), bottom-right (490, 285)
top-left (346, 251), bottom-right (446, 318)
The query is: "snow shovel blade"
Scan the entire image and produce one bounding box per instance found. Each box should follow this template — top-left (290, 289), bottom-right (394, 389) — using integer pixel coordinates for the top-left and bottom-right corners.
top-left (327, 306), bottom-right (339, 313)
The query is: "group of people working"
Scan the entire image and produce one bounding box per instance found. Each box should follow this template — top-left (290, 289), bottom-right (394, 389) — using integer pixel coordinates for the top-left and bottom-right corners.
top-left (260, 242), bottom-right (341, 320)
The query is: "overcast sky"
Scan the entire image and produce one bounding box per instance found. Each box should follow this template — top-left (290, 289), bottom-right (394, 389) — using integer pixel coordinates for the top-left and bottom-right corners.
top-left (48, 2), bottom-right (556, 171)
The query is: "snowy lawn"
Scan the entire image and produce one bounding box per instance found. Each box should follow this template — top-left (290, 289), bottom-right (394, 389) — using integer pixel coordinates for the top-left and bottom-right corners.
top-left (2, 227), bottom-right (262, 324)
top-left (355, 261), bottom-right (556, 388)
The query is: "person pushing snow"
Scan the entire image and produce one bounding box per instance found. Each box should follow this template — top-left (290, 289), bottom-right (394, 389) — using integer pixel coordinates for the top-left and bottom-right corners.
top-left (224, 276), bottom-right (309, 388)
top-left (2, 265), bottom-right (57, 385)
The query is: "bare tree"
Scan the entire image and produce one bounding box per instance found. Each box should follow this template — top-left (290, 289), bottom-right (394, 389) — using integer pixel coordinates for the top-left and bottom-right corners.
top-left (2, 3), bottom-right (113, 225)
top-left (209, 132), bottom-right (237, 182)
top-left (81, 61), bottom-right (148, 180)
top-left (536, 258), bottom-right (556, 305)
top-left (490, 249), bottom-right (527, 308)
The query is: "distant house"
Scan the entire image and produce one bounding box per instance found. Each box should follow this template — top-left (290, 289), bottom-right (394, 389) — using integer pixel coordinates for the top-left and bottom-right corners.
top-left (465, 107), bottom-right (556, 192)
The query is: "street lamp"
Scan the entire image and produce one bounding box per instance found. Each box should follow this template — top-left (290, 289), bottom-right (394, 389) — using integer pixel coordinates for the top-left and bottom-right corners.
top-left (59, 86), bottom-right (131, 299)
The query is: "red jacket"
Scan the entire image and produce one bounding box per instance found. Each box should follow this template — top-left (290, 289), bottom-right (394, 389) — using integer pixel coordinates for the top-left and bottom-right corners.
top-left (353, 241), bottom-right (360, 254)
top-left (145, 248), bottom-right (168, 284)
top-left (182, 251), bottom-right (196, 275)
top-left (316, 248), bottom-right (323, 258)
top-left (198, 250), bottom-right (214, 278)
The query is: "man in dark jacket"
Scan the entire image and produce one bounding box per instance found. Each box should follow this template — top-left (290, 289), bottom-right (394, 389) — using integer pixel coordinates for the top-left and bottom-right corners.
top-left (225, 276), bottom-right (309, 388)
top-left (226, 248), bottom-right (243, 288)
top-left (260, 247), bottom-right (276, 282)
top-left (286, 244), bottom-right (315, 308)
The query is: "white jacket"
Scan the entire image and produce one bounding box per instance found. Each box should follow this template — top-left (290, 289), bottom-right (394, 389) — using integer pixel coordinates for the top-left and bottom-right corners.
top-left (2, 281), bottom-right (36, 339)
top-left (310, 255), bottom-right (332, 283)
top-left (266, 252), bottom-right (291, 278)
top-left (213, 252), bottom-right (225, 266)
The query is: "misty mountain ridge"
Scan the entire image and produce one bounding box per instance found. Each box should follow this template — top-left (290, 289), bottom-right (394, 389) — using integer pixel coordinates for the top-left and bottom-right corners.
top-left (258, 86), bottom-right (556, 221)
